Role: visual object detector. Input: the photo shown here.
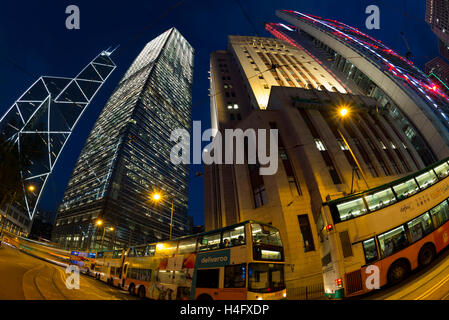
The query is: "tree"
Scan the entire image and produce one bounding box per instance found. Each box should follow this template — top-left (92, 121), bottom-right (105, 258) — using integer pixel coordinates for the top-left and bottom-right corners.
top-left (0, 137), bottom-right (23, 210)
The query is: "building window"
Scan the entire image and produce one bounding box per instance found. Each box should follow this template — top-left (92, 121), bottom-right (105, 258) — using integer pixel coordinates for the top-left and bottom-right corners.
top-left (297, 214), bottom-right (315, 252)
top-left (314, 139), bottom-right (327, 151)
top-left (249, 163), bottom-right (267, 208)
top-left (337, 139), bottom-right (349, 150)
top-left (254, 185), bottom-right (267, 208)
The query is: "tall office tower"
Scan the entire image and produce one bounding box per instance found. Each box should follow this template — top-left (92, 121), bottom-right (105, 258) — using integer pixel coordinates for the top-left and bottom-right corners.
top-left (426, 0), bottom-right (449, 60)
top-left (205, 35), bottom-right (348, 229)
top-left (0, 51), bottom-right (115, 220)
top-left (274, 10), bottom-right (449, 165)
top-left (426, 56), bottom-right (449, 95)
top-left (53, 28), bottom-right (194, 251)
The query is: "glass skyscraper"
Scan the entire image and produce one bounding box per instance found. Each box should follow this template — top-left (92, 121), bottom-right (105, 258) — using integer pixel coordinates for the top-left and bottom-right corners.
top-left (53, 28), bottom-right (194, 251)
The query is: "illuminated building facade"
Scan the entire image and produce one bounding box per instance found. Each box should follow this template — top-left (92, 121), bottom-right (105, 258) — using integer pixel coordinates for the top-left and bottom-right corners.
top-left (426, 56), bottom-right (449, 96)
top-left (0, 51), bottom-right (116, 220)
top-left (204, 32), bottom-right (431, 295)
top-left (426, 0), bottom-right (449, 60)
top-left (274, 10), bottom-right (449, 165)
top-left (53, 28), bottom-right (194, 251)
top-left (205, 35), bottom-right (347, 229)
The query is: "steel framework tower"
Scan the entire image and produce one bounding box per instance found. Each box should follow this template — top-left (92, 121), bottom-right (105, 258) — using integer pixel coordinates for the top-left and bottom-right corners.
top-left (0, 50), bottom-right (116, 219)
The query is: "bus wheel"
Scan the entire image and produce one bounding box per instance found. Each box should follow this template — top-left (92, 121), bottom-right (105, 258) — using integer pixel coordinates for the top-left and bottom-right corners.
top-left (138, 286), bottom-right (146, 299)
top-left (196, 294), bottom-right (213, 301)
top-left (418, 244), bottom-right (436, 267)
top-left (387, 260), bottom-right (410, 285)
top-left (129, 283), bottom-right (136, 296)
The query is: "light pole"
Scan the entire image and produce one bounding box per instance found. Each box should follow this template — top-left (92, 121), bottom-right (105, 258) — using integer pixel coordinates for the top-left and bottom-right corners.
top-left (336, 107), bottom-right (370, 191)
top-left (95, 219), bottom-right (114, 252)
top-left (151, 192), bottom-right (175, 240)
top-left (100, 226), bottom-right (114, 253)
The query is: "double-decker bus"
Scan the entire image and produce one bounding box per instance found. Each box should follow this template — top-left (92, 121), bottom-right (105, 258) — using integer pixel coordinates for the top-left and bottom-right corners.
top-left (120, 220), bottom-right (286, 300)
top-left (70, 251), bottom-right (96, 275)
top-left (92, 249), bottom-right (126, 286)
top-left (319, 157), bottom-right (449, 298)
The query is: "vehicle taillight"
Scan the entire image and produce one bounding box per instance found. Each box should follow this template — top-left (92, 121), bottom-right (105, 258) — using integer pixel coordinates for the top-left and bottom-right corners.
top-left (335, 278), bottom-right (343, 288)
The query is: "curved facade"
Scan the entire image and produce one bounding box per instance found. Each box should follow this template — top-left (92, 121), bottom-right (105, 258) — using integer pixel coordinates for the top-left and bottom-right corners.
top-left (274, 10), bottom-right (449, 163)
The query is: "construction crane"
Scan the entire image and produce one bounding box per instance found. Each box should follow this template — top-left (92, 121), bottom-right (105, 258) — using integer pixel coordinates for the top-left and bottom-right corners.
top-left (400, 32), bottom-right (413, 59)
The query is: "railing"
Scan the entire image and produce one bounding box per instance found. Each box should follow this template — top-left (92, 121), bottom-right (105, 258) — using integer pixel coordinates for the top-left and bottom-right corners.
top-left (286, 282), bottom-right (324, 300)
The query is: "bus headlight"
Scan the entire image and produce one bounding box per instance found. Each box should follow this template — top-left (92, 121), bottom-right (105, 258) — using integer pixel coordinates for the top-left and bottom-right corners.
top-left (283, 292), bottom-right (287, 298)
top-left (257, 297), bottom-right (263, 300)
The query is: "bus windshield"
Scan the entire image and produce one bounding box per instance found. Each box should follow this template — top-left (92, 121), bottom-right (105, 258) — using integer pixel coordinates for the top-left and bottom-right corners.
top-left (248, 263), bottom-right (285, 293)
top-left (251, 223), bottom-right (284, 261)
top-left (251, 223), bottom-right (282, 246)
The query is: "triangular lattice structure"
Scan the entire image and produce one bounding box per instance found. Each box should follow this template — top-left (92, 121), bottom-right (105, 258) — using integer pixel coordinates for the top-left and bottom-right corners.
top-left (0, 51), bottom-right (116, 219)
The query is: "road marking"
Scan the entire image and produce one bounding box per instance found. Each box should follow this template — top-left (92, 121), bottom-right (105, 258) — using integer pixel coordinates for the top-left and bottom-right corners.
top-left (414, 270), bottom-right (449, 300)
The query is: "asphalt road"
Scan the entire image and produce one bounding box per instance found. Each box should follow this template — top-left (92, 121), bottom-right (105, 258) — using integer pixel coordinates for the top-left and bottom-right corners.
top-left (362, 246), bottom-right (449, 300)
top-left (0, 243), bottom-right (138, 300)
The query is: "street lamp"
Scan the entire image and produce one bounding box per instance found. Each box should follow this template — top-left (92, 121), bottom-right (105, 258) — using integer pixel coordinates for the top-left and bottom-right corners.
top-left (100, 226), bottom-right (114, 253)
top-left (336, 106), bottom-right (370, 192)
top-left (151, 192), bottom-right (175, 240)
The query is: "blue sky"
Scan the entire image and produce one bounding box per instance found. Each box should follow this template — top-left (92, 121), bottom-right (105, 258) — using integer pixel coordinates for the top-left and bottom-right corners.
top-left (0, 0), bottom-right (437, 225)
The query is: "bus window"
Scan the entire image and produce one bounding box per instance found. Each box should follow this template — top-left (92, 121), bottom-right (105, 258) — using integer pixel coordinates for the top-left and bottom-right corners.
top-left (248, 263), bottom-right (285, 293)
top-left (128, 248), bottom-right (136, 257)
top-left (157, 270), bottom-right (173, 283)
top-left (433, 162), bottom-right (449, 179)
top-left (393, 179), bottom-right (419, 200)
top-left (145, 245), bottom-right (156, 257)
top-left (129, 268), bottom-right (152, 282)
top-left (112, 250), bottom-right (122, 259)
top-left (196, 269), bottom-right (219, 288)
top-left (377, 226), bottom-right (409, 258)
top-left (224, 264), bottom-right (246, 288)
top-left (430, 200), bottom-right (449, 228)
top-left (178, 238), bottom-right (197, 254)
top-left (251, 223), bottom-right (282, 246)
top-left (364, 188), bottom-right (396, 212)
top-left (135, 246), bottom-right (146, 257)
top-left (407, 213), bottom-right (433, 243)
top-left (415, 170), bottom-right (438, 190)
top-left (362, 238), bottom-right (378, 264)
top-left (336, 198), bottom-right (367, 221)
top-left (198, 233), bottom-right (221, 251)
top-left (222, 226), bottom-right (245, 248)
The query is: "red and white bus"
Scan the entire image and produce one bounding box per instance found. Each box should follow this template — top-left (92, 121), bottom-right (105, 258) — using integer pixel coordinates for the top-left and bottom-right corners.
top-left (319, 157), bottom-right (449, 298)
top-left (120, 220), bottom-right (286, 300)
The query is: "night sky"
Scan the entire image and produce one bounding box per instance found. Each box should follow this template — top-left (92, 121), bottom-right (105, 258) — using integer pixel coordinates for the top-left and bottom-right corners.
top-left (0, 0), bottom-right (438, 226)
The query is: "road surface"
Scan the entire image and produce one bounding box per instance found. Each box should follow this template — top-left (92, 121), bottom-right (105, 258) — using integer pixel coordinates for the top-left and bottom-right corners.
top-left (363, 246), bottom-right (449, 300)
top-left (0, 243), bottom-right (138, 300)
